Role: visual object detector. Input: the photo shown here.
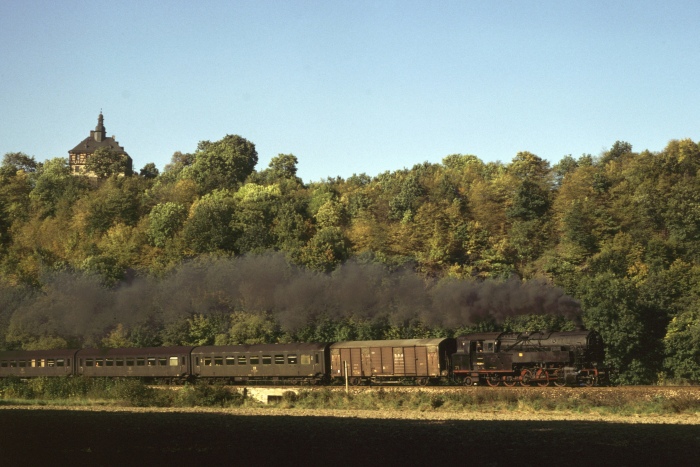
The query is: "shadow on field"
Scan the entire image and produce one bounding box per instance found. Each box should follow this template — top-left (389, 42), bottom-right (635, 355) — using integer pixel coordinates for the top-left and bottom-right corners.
top-left (0, 409), bottom-right (697, 466)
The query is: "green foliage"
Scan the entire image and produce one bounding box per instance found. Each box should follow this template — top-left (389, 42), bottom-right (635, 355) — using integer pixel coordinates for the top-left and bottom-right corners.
top-left (184, 134), bottom-right (258, 193)
top-left (139, 162), bottom-right (159, 179)
top-left (1, 152), bottom-right (39, 175)
top-left (147, 202), bottom-right (187, 248)
top-left (227, 311), bottom-right (280, 344)
top-left (84, 147), bottom-right (133, 178)
top-left (663, 305), bottom-right (700, 382)
top-left (182, 191), bottom-right (236, 253)
top-left (298, 226), bottom-right (349, 272)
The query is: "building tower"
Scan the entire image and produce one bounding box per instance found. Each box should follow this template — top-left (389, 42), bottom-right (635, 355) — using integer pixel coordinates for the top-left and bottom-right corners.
top-left (68, 112), bottom-right (132, 175)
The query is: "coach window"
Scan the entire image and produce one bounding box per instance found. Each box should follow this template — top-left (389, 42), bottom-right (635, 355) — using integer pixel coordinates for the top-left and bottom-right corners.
top-left (85, 359), bottom-right (94, 367)
top-left (249, 356), bottom-right (259, 365)
top-left (287, 355), bottom-right (297, 364)
top-left (1, 361), bottom-right (7, 367)
top-left (275, 355), bottom-right (284, 364)
top-left (203, 357), bottom-right (212, 366)
top-left (30, 359), bottom-right (36, 367)
top-left (96, 359), bottom-right (104, 367)
top-left (486, 342), bottom-right (494, 352)
top-left (170, 357), bottom-right (179, 366)
top-left (56, 359), bottom-right (64, 367)
top-left (116, 359), bottom-right (124, 367)
top-left (106, 359), bottom-right (114, 367)
top-left (136, 358), bottom-right (145, 366)
top-left (238, 356), bottom-right (247, 365)
top-left (10, 361), bottom-right (17, 367)
top-left (126, 358), bottom-right (135, 366)
top-left (225, 357), bottom-right (235, 365)
top-left (301, 355), bottom-right (311, 365)
top-left (262, 355), bottom-right (272, 365)
top-left (47, 359), bottom-right (55, 367)
top-left (157, 357), bottom-right (167, 366)
top-left (147, 357), bottom-right (156, 366)
top-left (214, 357), bottom-right (223, 366)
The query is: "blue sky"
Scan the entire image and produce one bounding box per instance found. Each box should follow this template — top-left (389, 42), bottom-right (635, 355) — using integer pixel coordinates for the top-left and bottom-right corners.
top-left (1, 1), bottom-right (699, 182)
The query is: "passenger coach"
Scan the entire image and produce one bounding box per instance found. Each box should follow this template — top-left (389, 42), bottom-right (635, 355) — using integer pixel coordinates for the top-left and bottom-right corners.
top-left (76, 347), bottom-right (194, 383)
top-left (0, 349), bottom-right (78, 378)
top-left (191, 343), bottom-right (331, 385)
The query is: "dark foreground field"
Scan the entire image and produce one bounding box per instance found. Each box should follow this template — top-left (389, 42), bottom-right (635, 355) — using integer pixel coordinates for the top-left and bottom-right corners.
top-left (1, 408), bottom-right (698, 466)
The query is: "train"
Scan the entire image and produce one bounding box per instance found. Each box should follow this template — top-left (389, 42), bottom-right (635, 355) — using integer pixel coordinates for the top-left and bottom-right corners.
top-left (0, 329), bottom-right (607, 387)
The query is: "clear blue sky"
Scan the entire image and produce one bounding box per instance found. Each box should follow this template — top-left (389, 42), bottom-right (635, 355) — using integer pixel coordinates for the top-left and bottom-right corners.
top-left (1, 1), bottom-right (699, 182)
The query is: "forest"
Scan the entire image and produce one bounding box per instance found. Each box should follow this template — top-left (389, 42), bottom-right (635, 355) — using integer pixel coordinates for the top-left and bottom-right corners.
top-left (1, 135), bottom-right (699, 385)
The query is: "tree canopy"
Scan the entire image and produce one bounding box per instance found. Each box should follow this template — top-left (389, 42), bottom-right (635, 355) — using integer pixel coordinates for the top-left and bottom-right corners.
top-left (2, 137), bottom-right (700, 384)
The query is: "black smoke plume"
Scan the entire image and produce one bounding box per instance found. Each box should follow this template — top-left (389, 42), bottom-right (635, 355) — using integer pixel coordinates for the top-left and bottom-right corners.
top-left (3, 253), bottom-right (582, 345)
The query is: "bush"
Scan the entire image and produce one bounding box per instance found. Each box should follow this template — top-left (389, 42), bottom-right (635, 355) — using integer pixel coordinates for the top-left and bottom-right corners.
top-left (174, 382), bottom-right (244, 408)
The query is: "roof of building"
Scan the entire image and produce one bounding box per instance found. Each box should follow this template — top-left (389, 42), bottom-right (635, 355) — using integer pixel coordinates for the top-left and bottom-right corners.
top-left (68, 112), bottom-right (129, 155)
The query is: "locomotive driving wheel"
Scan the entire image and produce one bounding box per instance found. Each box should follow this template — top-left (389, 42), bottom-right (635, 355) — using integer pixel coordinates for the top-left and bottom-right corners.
top-left (503, 376), bottom-right (517, 387)
top-left (486, 375), bottom-right (501, 387)
top-left (584, 374), bottom-right (598, 387)
top-left (462, 376), bottom-right (473, 386)
top-left (552, 369), bottom-right (566, 387)
top-left (536, 368), bottom-right (550, 387)
top-left (520, 369), bottom-right (533, 386)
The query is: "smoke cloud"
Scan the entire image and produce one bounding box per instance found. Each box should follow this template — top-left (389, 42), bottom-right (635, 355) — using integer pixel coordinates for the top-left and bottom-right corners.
top-left (4, 253), bottom-right (582, 344)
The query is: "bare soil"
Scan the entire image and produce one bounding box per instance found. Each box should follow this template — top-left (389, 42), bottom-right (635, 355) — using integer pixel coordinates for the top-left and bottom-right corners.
top-left (1, 403), bottom-right (699, 466)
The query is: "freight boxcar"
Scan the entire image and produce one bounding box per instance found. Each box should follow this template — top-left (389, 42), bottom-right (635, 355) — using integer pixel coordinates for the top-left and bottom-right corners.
top-left (0, 349), bottom-right (78, 378)
top-left (76, 347), bottom-right (194, 383)
top-left (329, 338), bottom-right (457, 385)
top-left (191, 343), bottom-right (331, 384)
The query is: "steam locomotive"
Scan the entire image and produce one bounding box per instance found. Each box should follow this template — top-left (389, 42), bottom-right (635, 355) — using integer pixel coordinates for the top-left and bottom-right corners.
top-left (0, 330), bottom-right (607, 387)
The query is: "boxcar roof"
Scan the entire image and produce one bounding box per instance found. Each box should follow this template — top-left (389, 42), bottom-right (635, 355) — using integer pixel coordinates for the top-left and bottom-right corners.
top-left (0, 349), bottom-right (79, 358)
top-left (192, 343), bottom-right (331, 354)
top-left (77, 346), bottom-right (195, 357)
top-left (330, 338), bottom-right (453, 349)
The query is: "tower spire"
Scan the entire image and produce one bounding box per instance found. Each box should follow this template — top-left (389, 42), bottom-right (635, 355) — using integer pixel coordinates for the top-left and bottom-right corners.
top-left (92, 111), bottom-right (106, 142)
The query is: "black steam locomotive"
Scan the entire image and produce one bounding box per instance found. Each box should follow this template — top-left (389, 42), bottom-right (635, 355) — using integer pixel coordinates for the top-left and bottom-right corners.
top-left (0, 330), bottom-right (607, 387)
top-left (452, 330), bottom-right (607, 387)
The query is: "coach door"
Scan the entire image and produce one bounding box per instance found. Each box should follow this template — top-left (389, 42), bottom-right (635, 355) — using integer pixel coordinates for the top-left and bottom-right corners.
top-left (393, 347), bottom-right (405, 375)
top-left (425, 345), bottom-right (438, 376)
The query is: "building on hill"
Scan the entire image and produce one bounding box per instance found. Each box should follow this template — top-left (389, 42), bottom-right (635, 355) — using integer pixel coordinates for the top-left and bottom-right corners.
top-left (68, 112), bottom-right (132, 176)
